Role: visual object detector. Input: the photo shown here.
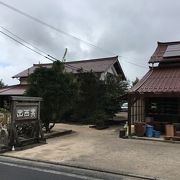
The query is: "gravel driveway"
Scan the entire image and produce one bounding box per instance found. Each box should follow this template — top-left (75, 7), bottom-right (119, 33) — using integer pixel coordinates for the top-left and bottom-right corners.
top-left (3, 123), bottom-right (180, 180)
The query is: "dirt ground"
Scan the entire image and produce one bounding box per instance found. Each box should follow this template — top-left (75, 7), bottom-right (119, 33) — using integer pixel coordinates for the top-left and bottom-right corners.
top-left (3, 123), bottom-right (180, 180)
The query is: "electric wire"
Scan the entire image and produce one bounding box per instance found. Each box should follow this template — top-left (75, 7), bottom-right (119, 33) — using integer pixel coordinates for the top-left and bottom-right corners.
top-left (0, 29), bottom-right (87, 71)
top-left (0, 1), bottom-right (148, 69)
top-left (0, 26), bottom-right (50, 57)
top-left (119, 58), bottom-right (147, 68)
top-left (0, 1), bottom-right (113, 56)
top-left (1, 25), bottom-right (147, 70)
top-left (0, 30), bottom-right (54, 61)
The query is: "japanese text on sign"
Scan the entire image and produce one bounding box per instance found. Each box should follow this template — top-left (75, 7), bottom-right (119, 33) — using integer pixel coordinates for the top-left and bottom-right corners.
top-left (16, 107), bottom-right (37, 120)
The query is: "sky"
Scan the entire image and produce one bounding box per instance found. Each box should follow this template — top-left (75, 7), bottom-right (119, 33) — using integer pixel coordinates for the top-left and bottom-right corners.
top-left (0, 0), bottom-right (180, 85)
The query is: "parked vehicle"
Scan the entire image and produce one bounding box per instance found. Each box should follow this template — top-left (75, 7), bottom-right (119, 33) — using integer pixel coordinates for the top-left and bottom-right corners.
top-left (120, 102), bottom-right (128, 112)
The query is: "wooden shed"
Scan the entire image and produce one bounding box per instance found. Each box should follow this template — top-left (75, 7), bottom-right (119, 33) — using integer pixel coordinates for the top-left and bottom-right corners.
top-left (128, 41), bottom-right (180, 136)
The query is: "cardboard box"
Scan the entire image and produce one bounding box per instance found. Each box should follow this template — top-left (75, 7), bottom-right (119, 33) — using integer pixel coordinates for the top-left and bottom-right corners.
top-left (165, 124), bottom-right (174, 137)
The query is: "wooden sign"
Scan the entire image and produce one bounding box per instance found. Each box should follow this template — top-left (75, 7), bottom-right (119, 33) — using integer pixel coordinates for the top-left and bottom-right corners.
top-left (9, 96), bottom-right (45, 147)
top-left (16, 106), bottom-right (38, 120)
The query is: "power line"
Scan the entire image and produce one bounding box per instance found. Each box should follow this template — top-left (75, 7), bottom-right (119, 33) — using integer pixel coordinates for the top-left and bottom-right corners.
top-left (1, 25), bottom-right (146, 72)
top-left (120, 57), bottom-right (147, 69)
top-left (0, 26), bottom-right (58, 62)
top-left (0, 30), bottom-right (53, 60)
top-left (0, 1), bottom-right (148, 69)
top-left (0, 28), bottom-right (87, 71)
top-left (0, 26), bottom-right (49, 56)
top-left (0, 1), bottom-right (113, 56)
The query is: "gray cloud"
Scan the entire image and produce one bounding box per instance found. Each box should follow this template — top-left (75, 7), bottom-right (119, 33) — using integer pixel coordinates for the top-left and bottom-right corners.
top-left (0, 0), bottom-right (180, 84)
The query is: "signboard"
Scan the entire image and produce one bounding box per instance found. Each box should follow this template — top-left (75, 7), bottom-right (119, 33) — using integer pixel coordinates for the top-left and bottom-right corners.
top-left (0, 96), bottom-right (45, 149)
top-left (16, 106), bottom-right (38, 120)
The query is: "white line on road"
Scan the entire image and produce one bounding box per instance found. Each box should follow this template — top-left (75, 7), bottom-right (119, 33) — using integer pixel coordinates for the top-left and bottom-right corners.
top-left (0, 161), bottom-right (103, 180)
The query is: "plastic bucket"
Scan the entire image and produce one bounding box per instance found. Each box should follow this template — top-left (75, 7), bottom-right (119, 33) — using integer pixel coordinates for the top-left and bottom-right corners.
top-left (153, 130), bottom-right (161, 138)
top-left (146, 125), bottom-right (153, 137)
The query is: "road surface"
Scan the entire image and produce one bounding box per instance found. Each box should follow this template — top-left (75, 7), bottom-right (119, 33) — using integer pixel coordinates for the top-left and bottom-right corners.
top-left (0, 156), bottom-right (155, 180)
top-left (0, 161), bottom-right (86, 180)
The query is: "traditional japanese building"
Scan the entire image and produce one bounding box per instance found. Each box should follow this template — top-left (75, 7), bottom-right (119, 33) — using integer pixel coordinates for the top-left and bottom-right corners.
top-left (128, 41), bottom-right (180, 135)
top-left (0, 56), bottom-right (125, 96)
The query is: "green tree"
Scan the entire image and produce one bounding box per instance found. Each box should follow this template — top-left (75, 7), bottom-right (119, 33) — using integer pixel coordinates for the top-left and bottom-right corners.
top-left (103, 74), bottom-right (129, 118)
top-left (72, 71), bottom-right (104, 122)
top-left (26, 61), bottom-right (78, 132)
top-left (72, 72), bottom-right (129, 124)
top-left (0, 79), bottom-right (5, 88)
top-left (26, 61), bottom-right (129, 129)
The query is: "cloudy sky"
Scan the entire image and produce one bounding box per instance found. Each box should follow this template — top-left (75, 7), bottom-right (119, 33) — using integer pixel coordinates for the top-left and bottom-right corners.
top-left (0, 0), bottom-right (180, 85)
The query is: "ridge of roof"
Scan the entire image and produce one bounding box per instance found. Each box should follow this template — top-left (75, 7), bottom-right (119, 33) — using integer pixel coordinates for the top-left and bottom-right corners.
top-left (157, 41), bottom-right (180, 45)
top-left (12, 66), bottom-right (34, 78)
top-left (149, 41), bottom-right (180, 64)
top-left (66, 56), bottom-right (118, 64)
top-left (13, 56), bottom-right (120, 78)
top-left (33, 56), bottom-right (118, 66)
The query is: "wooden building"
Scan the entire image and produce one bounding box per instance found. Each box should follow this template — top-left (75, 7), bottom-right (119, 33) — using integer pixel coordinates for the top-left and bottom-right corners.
top-left (128, 41), bottom-right (180, 135)
top-left (0, 56), bottom-right (125, 96)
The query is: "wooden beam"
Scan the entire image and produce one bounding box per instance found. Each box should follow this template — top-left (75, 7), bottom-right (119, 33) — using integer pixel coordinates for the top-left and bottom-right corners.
top-left (128, 94), bottom-right (132, 137)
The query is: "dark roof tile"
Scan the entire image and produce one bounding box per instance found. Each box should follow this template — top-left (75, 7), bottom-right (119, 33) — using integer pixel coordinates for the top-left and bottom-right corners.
top-left (130, 66), bottom-right (180, 93)
top-left (13, 56), bottom-right (125, 78)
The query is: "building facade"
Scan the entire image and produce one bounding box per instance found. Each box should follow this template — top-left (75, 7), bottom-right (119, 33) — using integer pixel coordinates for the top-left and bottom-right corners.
top-left (0, 56), bottom-right (126, 96)
top-left (128, 41), bottom-right (180, 135)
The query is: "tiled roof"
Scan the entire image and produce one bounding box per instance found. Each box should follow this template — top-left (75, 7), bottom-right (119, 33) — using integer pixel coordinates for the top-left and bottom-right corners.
top-left (149, 41), bottom-right (180, 63)
top-left (13, 56), bottom-right (125, 79)
top-left (0, 85), bottom-right (26, 95)
top-left (130, 66), bottom-right (180, 94)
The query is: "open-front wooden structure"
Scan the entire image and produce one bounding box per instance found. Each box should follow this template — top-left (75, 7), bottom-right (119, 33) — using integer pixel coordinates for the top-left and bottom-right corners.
top-left (128, 41), bottom-right (180, 136)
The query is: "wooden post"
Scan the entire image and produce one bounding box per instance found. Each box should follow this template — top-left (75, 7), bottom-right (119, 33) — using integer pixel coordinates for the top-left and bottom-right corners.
top-left (128, 94), bottom-right (132, 137)
top-left (38, 101), bottom-right (44, 140)
top-left (9, 101), bottom-right (14, 146)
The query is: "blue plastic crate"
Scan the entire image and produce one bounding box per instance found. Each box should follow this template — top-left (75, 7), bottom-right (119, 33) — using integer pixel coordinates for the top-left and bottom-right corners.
top-left (153, 130), bottom-right (161, 138)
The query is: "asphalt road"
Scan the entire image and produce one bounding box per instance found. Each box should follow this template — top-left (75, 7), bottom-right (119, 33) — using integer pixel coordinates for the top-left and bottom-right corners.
top-left (0, 156), bottom-right (153, 180)
top-left (0, 161), bottom-right (92, 180)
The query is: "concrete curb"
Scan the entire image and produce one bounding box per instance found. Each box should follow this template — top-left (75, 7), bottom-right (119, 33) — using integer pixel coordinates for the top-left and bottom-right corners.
top-left (130, 136), bottom-right (180, 144)
top-left (44, 129), bottom-right (73, 139)
top-left (0, 154), bottom-right (158, 180)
